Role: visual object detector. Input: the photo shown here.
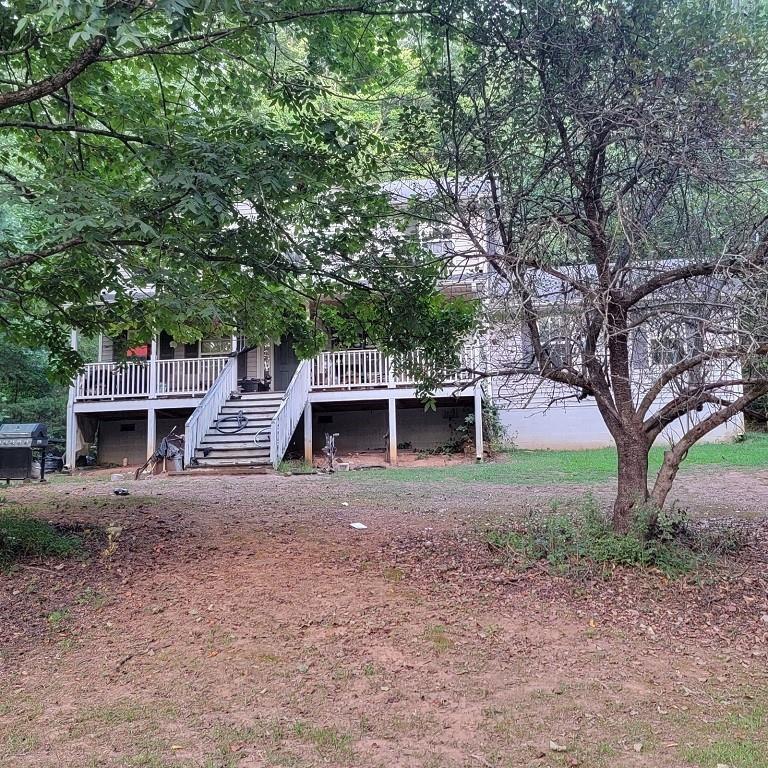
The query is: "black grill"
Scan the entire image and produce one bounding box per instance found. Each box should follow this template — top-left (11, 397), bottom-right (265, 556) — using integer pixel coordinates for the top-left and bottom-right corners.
top-left (0, 423), bottom-right (48, 448)
top-left (0, 423), bottom-right (49, 482)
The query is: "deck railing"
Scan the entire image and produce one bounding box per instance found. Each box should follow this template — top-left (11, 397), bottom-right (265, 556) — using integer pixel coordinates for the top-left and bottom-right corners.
top-left (73, 347), bottom-right (478, 401)
top-left (184, 357), bottom-right (238, 466)
top-left (74, 361), bottom-right (150, 400)
top-left (156, 357), bottom-right (228, 397)
top-left (309, 347), bottom-right (477, 390)
top-left (73, 357), bottom-right (229, 401)
top-left (270, 360), bottom-right (311, 468)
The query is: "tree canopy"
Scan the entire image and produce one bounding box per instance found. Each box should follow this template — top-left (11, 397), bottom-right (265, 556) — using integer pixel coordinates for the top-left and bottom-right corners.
top-left (0, 1), bottom-right (474, 380)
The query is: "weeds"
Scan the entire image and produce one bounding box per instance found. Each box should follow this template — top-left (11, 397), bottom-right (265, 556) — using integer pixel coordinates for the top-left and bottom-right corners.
top-left (0, 510), bottom-right (82, 567)
top-left (1, 728), bottom-right (38, 759)
top-left (276, 460), bottom-right (315, 475)
top-left (47, 608), bottom-right (71, 630)
top-left (382, 566), bottom-right (404, 582)
top-left (76, 587), bottom-right (108, 609)
top-left (77, 702), bottom-right (145, 726)
top-left (424, 624), bottom-right (453, 653)
top-left (291, 721), bottom-right (352, 755)
top-left (487, 498), bottom-right (701, 577)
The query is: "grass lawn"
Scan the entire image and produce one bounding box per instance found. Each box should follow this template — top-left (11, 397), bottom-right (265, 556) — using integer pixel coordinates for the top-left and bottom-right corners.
top-left (344, 433), bottom-right (768, 486)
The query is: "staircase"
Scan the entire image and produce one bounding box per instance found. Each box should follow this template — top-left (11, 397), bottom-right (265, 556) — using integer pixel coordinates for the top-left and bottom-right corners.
top-left (192, 392), bottom-right (283, 467)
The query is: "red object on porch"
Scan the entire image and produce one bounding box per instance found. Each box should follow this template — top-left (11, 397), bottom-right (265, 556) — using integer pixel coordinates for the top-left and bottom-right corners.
top-left (126, 344), bottom-right (149, 359)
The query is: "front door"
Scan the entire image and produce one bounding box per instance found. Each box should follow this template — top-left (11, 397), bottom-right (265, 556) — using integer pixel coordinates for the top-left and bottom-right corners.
top-left (273, 338), bottom-right (299, 391)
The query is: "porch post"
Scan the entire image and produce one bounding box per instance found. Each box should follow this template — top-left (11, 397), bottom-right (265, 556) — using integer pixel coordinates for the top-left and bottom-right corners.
top-left (388, 396), bottom-right (398, 465)
top-left (474, 384), bottom-right (484, 462)
top-left (65, 329), bottom-right (79, 468)
top-left (65, 393), bottom-right (78, 469)
top-left (147, 407), bottom-right (157, 460)
top-left (303, 401), bottom-right (313, 465)
top-left (148, 336), bottom-right (158, 398)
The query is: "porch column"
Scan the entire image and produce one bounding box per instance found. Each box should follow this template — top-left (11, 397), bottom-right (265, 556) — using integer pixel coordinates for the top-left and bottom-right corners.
top-left (303, 401), bottom-right (313, 465)
top-left (65, 330), bottom-right (79, 468)
top-left (388, 397), bottom-right (398, 465)
top-left (65, 393), bottom-right (78, 469)
top-left (148, 336), bottom-right (158, 398)
top-left (474, 385), bottom-right (484, 462)
top-left (147, 407), bottom-right (157, 460)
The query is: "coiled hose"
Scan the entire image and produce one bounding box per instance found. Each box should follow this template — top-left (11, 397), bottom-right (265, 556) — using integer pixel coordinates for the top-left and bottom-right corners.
top-left (214, 410), bottom-right (249, 434)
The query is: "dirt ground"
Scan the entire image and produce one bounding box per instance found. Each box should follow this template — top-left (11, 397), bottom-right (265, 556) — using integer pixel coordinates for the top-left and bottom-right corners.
top-left (1, 465), bottom-right (767, 768)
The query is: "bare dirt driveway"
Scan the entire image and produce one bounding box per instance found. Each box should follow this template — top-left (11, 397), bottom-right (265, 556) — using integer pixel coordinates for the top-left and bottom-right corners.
top-left (1, 465), bottom-right (767, 768)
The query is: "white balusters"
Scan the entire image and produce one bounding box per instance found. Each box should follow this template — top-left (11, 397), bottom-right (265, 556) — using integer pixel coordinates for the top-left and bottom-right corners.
top-left (73, 357), bottom-right (230, 401)
top-left (270, 360), bottom-right (311, 467)
top-left (73, 361), bottom-right (149, 400)
top-left (73, 346), bottom-right (476, 402)
top-left (308, 347), bottom-right (476, 390)
top-left (184, 357), bottom-right (238, 466)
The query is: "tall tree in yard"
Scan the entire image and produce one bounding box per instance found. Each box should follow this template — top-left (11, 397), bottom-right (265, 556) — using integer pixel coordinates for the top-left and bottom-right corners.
top-left (399, 0), bottom-right (768, 531)
top-left (0, 2), bottom-right (473, 379)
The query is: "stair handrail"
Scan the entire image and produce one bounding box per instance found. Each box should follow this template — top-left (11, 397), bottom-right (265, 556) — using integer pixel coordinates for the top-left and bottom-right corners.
top-left (269, 359), bottom-right (311, 468)
top-left (184, 356), bottom-right (238, 466)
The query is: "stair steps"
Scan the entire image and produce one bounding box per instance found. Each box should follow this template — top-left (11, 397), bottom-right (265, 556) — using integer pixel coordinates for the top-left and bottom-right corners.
top-left (192, 392), bottom-right (282, 467)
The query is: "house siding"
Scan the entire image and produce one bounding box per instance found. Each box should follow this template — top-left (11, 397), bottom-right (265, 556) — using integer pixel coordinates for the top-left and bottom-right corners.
top-left (100, 335), bottom-right (114, 363)
top-left (494, 390), bottom-right (743, 449)
top-left (488, 323), bottom-right (744, 449)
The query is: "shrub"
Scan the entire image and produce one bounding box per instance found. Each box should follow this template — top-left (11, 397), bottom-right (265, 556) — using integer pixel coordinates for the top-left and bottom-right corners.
top-left (486, 498), bottom-right (700, 577)
top-left (481, 400), bottom-right (508, 452)
top-left (0, 511), bottom-right (82, 567)
top-left (426, 400), bottom-right (509, 455)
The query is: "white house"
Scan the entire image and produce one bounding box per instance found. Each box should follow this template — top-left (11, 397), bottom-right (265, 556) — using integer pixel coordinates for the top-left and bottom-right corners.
top-left (64, 181), bottom-right (743, 469)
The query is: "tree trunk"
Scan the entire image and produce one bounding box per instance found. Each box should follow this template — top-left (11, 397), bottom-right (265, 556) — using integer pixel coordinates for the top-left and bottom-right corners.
top-left (612, 440), bottom-right (650, 534)
top-left (650, 449), bottom-right (682, 510)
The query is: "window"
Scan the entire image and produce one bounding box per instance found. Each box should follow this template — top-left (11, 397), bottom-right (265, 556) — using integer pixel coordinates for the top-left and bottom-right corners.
top-left (420, 222), bottom-right (455, 259)
top-left (648, 323), bottom-right (690, 367)
top-left (200, 338), bottom-right (232, 356)
top-left (537, 315), bottom-right (580, 369)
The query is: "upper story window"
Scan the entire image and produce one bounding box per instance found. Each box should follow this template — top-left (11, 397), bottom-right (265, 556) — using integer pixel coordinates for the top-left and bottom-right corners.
top-left (648, 331), bottom-right (687, 367)
top-left (537, 314), bottom-right (581, 369)
top-left (519, 314), bottom-right (582, 370)
top-left (420, 222), bottom-right (455, 259)
top-left (646, 321), bottom-right (703, 368)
